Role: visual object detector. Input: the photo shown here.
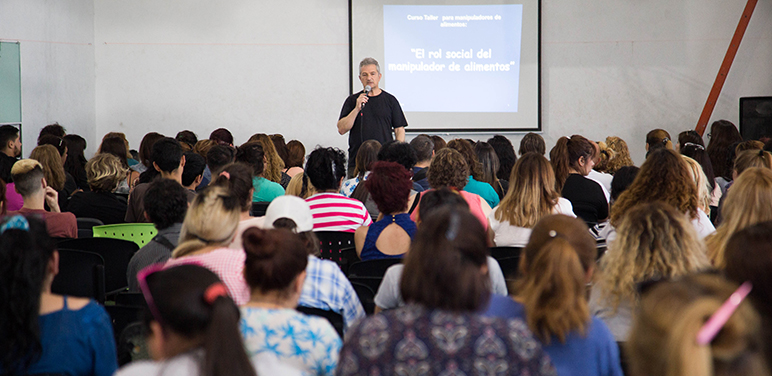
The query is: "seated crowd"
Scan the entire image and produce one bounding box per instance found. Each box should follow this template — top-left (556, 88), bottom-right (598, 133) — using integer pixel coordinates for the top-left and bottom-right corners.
top-left (1, 121), bottom-right (771, 376)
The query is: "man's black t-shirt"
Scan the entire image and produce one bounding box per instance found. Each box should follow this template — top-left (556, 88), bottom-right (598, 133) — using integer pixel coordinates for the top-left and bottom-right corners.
top-left (0, 152), bottom-right (17, 183)
top-left (339, 90), bottom-right (408, 167)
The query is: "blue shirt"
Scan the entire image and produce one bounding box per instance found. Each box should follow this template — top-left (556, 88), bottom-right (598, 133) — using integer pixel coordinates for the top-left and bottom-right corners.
top-left (299, 256), bottom-right (366, 329)
top-left (2, 298), bottom-right (118, 376)
top-left (484, 296), bottom-right (623, 376)
top-left (252, 176), bottom-right (285, 203)
top-left (464, 176), bottom-right (500, 208)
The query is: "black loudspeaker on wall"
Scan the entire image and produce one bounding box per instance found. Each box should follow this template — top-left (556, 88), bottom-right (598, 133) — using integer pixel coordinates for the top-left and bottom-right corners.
top-left (740, 96), bottom-right (772, 141)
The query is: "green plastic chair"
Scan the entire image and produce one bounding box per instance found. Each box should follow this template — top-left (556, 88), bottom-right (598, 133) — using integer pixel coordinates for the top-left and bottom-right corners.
top-left (92, 223), bottom-right (157, 248)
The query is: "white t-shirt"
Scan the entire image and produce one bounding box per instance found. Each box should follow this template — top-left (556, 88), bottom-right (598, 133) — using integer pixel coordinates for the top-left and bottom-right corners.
top-left (373, 256), bottom-right (509, 310)
top-left (587, 170), bottom-right (612, 203)
top-left (488, 198), bottom-right (576, 247)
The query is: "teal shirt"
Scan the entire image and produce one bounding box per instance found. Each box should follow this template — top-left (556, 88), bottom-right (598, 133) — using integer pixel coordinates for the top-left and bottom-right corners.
top-left (463, 176), bottom-right (500, 208)
top-left (252, 176), bottom-right (284, 203)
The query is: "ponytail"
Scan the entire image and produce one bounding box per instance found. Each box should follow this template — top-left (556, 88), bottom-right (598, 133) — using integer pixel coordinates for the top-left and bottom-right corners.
top-left (203, 296), bottom-right (256, 376)
top-left (550, 136), bottom-right (570, 192)
top-left (514, 237), bottom-right (589, 344)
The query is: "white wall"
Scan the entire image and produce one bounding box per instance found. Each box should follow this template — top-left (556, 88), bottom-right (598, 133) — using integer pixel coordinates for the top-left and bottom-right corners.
top-left (4, 0), bottom-right (772, 165)
top-left (0, 0), bottom-right (96, 157)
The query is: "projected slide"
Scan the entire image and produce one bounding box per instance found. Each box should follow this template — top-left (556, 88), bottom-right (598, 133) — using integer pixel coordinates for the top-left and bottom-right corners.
top-left (384, 4), bottom-right (523, 113)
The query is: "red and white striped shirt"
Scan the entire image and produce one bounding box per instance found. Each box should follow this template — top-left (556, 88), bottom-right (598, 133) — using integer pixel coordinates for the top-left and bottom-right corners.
top-left (306, 192), bottom-right (373, 233)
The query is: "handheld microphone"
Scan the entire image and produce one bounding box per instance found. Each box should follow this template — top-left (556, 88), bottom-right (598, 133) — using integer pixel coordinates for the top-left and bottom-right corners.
top-left (362, 85), bottom-right (372, 109)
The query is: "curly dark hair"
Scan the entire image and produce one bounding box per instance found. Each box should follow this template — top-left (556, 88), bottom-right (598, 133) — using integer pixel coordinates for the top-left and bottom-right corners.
top-left (0, 216), bottom-right (54, 373)
top-left (305, 147), bottom-right (347, 191)
top-left (428, 148), bottom-right (469, 189)
top-left (610, 149), bottom-right (698, 226)
top-left (488, 135), bottom-right (518, 181)
top-left (365, 161), bottom-right (413, 214)
top-left (377, 140), bottom-right (417, 170)
top-left (235, 142), bottom-right (265, 176)
top-left (144, 178), bottom-right (189, 230)
top-left (447, 139), bottom-right (482, 180)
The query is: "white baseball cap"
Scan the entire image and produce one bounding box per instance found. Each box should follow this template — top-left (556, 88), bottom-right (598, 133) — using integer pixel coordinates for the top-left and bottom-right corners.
top-left (261, 195), bottom-right (314, 232)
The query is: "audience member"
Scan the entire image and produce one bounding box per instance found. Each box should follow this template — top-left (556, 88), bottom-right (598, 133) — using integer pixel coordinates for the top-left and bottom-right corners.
top-left (30, 144), bottom-right (76, 211)
top-left (216, 163), bottom-right (261, 249)
top-left (284, 140), bottom-right (306, 177)
top-left (447, 138), bottom-right (500, 207)
top-left (733, 149), bottom-right (772, 178)
top-left (116, 264), bottom-right (256, 376)
top-left (628, 273), bottom-right (768, 376)
top-left (551, 135), bottom-right (608, 224)
top-left (706, 119), bottom-right (743, 183)
top-left (209, 127), bottom-right (234, 146)
top-left (181, 151), bottom-right (206, 193)
top-left (125, 137), bottom-right (192, 223)
top-left (485, 214), bottom-right (623, 376)
top-left (374, 188), bottom-right (508, 312)
top-left (63, 134), bottom-right (88, 191)
top-left (518, 132), bottom-right (545, 156)
top-left (610, 149), bottom-right (714, 238)
top-left (409, 135), bottom-right (433, 191)
top-left (411, 148), bottom-right (492, 229)
top-left (206, 144), bottom-right (236, 177)
top-left (125, 178), bottom-right (189, 291)
top-left (676, 129), bottom-right (704, 151)
top-left (429, 134), bottom-right (446, 153)
top-left (609, 165), bottom-right (639, 203)
top-left (680, 142), bottom-right (721, 218)
top-left (736, 139), bottom-right (765, 154)
top-left (0, 125), bottom-right (21, 184)
top-left (285, 172), bottom-right (315, 199)
top-left (603, 136), bottom-right (634, 174)
top-left (475, 141), bottom-right (509, 199)
top-left (587, 141), bottom-right (614, 195)
top-left (354, 161), bottom-right (416, 260)
top-left (682, 155), bottom-right (712, 216)
top-left (99, 136), bottom-right (139, 194)
top-left (304, 147), bottom-right (372, 232)
top-left (37, 123), bottom-right (66, 142)
top-left (165, 185), bottom-right (249, 304)
top-left (489, 153), bottom-right (575, 247)
top-left (8, 159), bottom-right (76, 238)
top-left (0, 178), bottom-right (6, 215)
top-left (340, 139), bottom-right (379, 196)
top-left (590, 201), bottom-right (709, 341)
top-left (0, 215), bottom-right (116, 375)
top-left (269, 134), bottom-right (289, 166)
top-left (191, 139), bottom-right (217, 191)
top-left (262, 195), bottom-right (365, 329)
top-left (240, 227), bottom-right (342, 375)
top-left (488, 135), bottom-right (518, 185)
top-left (235, 142), bottom-right (284, 203)
top-left (66, 153), bottom-right (128, 224)
top-left (135, 132), bottom-right (164, 176)
top-left (706, 167), bottom-right (772, 268)
top-left (248, 133), bottom-right (288, 186)
top-left (724, 221), bottom-right (772, 361)
top-left (175, 130), bottom-right (198, 151)
top-left (644, 129), bottom-right (673, 157)
top-left (337, 207), bottom-right (556, 376)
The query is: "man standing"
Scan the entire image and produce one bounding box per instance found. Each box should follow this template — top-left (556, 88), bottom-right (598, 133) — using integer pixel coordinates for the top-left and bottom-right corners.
top-left (0, 125), bottom-right (22, 183)
top-left (338, 57), bottom-right (408, 172)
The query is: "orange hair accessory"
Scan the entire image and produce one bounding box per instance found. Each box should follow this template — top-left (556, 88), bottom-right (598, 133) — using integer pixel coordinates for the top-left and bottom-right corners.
top-left (219, 171), bottom-right (231, 179)
top-left (203, 282), bottom-right (228, 305)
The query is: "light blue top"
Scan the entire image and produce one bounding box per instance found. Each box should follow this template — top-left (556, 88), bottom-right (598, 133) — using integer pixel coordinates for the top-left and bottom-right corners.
top-left (240, 307), bottom-right (342, 376)
top-left (484, 296), bottom-right (623, 376)
top-left (463, 176), bottom-right (500, 208)
top-left (252, 176), bottom-right (285, 203)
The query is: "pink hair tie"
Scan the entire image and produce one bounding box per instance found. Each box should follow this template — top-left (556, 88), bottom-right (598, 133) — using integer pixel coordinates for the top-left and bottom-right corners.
top-left (203, 283), bottom-right (229, 305)
top-left (696, 281), bottom-right (752, 345)
top-left (219, 171), bottom-right (230, 180)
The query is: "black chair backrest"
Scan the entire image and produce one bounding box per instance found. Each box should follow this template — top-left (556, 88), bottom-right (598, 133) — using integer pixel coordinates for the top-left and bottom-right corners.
top-left (250, 201), bottom-right (270, 217)
top-left (115, 292), bottom-right (148, 308)
top-left (296, 306), bottom-right (344, 338)
top-left (348, 258), bottom-right (402, 278)
top-left (495, 256), bottom-right (522, 282)
top-left (315, 231), bottom-right (356, 262)
top-left (336, 246), bottom-right (360, 275)
top-left (349, 280), bottom-right (376, 315)
top-left (58, 238), bottom-right (140, 296)
top-left (77, 217), bottom-right (105, 229)
top-left (105, 305), bottom-right (144, 345)
top-left (489, 246), bottom-right (523, 262)
top-left (51, 249), bottom-right (106, 304)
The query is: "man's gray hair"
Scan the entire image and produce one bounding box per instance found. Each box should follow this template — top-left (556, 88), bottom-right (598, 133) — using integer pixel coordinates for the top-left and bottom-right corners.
top-left (359, 57), bottom-right (380, 74)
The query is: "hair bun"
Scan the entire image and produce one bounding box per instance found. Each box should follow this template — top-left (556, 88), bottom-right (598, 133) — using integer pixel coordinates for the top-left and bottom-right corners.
top-left (242, 227), bottom-right (274, 259)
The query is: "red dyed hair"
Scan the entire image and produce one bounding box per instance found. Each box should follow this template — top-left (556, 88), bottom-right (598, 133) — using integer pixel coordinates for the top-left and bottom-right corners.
top-left (365, 161), bottom-right (413, 214)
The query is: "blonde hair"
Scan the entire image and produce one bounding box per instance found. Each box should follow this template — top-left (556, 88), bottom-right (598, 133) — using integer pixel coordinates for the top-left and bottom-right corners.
top-left (173, 186), bottom-right (241, 258)
top-left (599, 201), bottom-right (708, 312)
top-left (514, 215), bottom-right (596, 344)
top-left (593, 141), bottom-right (615, 173)
top-left (495, 153), bottom-right (560, 228)
top-left (682, 155), bottom-right (711, 213)
top-left (604, 136), bottom-right (634, 174)
top-left (733, 149), bottom-right (772, 176)
top-left (706, 167), bottom-right (772, 268)
top-left (86, 153), bottom-right (128, 192)
top-left (10, 159), bottom-right (44, 196)
top-left (248, 133), bottom-right (284, 183)
top-left (628, 273), bottom-right (768, 376)
top-left (29, 145), bottom-right (65, 191)
top-left (285, 172), bottom-right (315, 199)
